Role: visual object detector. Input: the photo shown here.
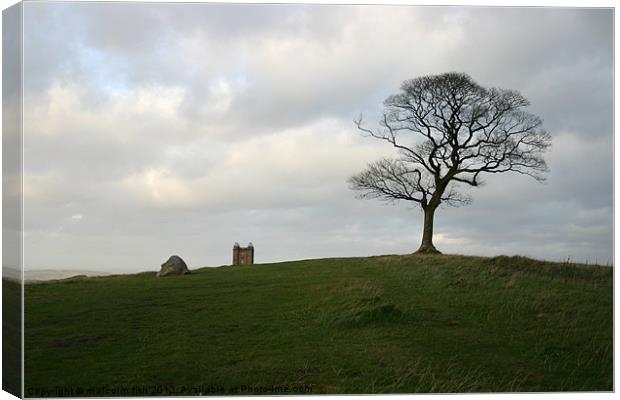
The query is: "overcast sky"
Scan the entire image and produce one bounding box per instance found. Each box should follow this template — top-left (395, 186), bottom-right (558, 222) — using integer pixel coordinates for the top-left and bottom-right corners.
top-left (15, 3), bottom-right (613, 272)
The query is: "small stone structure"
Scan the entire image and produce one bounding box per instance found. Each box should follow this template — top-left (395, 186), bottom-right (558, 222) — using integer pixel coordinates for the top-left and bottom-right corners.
top-left (232, 242), bottom-right (254, 265)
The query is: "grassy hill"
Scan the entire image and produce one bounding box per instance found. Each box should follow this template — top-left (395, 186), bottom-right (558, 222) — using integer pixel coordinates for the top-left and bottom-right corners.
top-left (24, 254), bottom-right (612, 395)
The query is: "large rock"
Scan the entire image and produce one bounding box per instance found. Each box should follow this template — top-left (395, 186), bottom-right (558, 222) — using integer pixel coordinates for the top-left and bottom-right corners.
top-left (157, 255), bottom-right (191, 277)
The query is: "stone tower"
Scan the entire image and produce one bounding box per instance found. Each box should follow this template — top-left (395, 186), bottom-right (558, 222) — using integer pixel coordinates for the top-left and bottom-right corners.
top-left (232, 242), bottom-right (254, 265)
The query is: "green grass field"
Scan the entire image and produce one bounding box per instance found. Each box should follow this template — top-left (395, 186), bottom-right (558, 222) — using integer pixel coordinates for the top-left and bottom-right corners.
top-left (24, 254), bottom-right (612, 396)
top-left (3, 278), bottom-right (22, 397)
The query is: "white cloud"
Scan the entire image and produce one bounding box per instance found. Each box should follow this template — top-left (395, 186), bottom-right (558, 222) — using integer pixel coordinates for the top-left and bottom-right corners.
top-left (111, 118), bottom-right (388, 210)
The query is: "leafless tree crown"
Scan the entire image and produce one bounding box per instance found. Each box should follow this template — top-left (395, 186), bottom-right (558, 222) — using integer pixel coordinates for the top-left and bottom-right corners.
top-left (349, 72), bottom-right (551, 209)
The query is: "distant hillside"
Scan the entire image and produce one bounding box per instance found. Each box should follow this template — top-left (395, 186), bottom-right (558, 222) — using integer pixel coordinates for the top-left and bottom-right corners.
top-left (24, 254), bottom-right (612, 395)
top-left (25, 269), bottom-right (110, 282)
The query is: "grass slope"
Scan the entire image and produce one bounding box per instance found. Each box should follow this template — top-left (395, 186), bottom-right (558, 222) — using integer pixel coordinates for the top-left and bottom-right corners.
top-left (3, 278), bottom-right (22, 397)
top-left (25, 254), bottom-right (612, 395)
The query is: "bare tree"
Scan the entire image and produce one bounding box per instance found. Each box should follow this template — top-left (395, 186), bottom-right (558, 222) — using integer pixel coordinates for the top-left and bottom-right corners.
top-left (349, 72), bottom-right (551, 253)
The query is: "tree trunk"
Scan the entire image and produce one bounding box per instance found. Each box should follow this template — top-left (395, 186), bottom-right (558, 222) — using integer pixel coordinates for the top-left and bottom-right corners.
top-left (416, 205), bottom-right (440, 254)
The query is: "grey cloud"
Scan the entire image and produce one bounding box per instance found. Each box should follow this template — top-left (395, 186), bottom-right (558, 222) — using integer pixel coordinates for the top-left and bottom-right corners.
top-left (19, 4), bottom-right (613, 271)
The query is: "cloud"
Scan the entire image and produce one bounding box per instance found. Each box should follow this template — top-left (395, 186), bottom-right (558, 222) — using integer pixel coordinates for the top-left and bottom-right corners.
top-left (109, 118), bottom-right (386, 210)
top-left (19, 3), bottom-right (613, 271)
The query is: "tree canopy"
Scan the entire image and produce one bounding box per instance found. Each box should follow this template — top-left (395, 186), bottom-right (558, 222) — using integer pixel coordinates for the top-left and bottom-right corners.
top-left (349, 72), bottom-right (551, 253)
